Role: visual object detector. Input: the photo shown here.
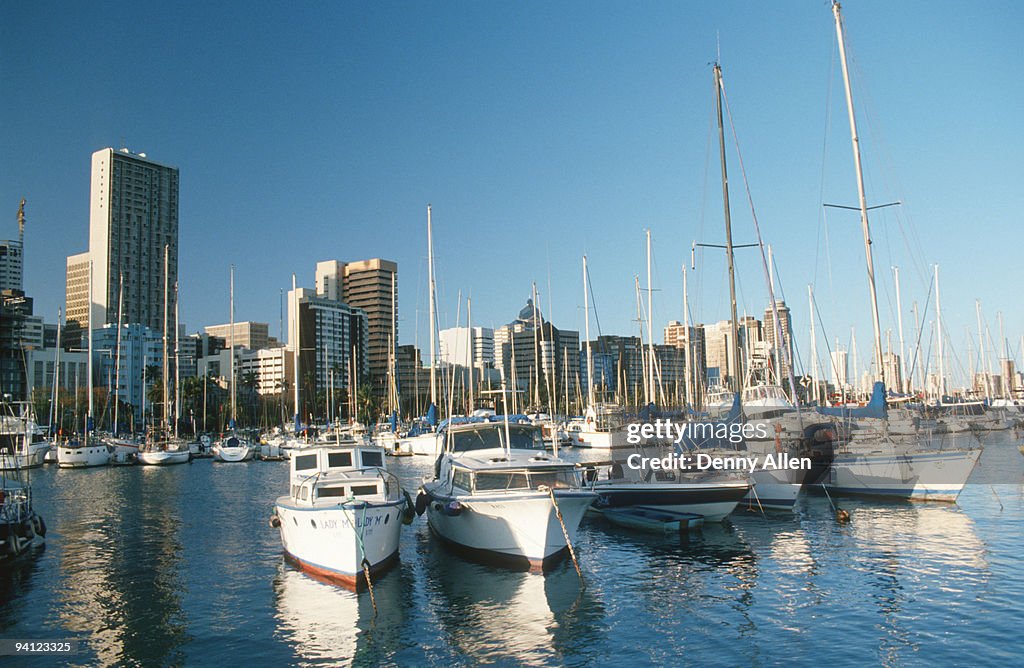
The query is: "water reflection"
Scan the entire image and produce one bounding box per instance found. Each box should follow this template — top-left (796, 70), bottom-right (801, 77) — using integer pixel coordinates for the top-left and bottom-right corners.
top-left (421, 530), bottom-right (605, 666)
top-left (52, 466), bottom-right (188, 665)
top-left (0, 546), bottom-right (44, 624)
top-left (272, 560), bottom-right (408, 666)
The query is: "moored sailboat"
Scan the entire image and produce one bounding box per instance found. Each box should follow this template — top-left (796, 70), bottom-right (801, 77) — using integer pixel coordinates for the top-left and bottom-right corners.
top-left (814, 1), bottom-right (979, 500)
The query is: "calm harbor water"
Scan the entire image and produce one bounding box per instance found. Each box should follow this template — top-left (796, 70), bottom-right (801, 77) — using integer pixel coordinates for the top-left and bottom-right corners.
top-left (2, 433), bottom-right (1023, 667)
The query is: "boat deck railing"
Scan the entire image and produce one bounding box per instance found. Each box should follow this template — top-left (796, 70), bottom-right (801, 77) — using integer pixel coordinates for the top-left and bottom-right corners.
top-left (0, 485), bottom-right (32, 523)
top-left (291, 467), bottom-right (401, 503)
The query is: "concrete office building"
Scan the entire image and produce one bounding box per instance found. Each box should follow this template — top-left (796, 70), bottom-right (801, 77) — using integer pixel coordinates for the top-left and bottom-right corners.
top-left (316, 258), bottom-right (397, 397)
top-left (204, 322), bottom-right (272, 351)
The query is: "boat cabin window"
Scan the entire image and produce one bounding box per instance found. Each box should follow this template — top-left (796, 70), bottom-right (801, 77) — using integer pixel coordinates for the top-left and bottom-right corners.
top-left (327, 452), bottom-right (352, 468)
top-left (351, 484), bottom-right (379, 497)
top-left (475, 471), bottom-right (530, 491)
top-left (294, 454), bottom-right (318, 471)
top-left (473, 468), bottom-right (577, 491)
top-left (527, 469), bottom-right (577, 489)
top-left (317, 486), bottom-right (348, 498)
top-left (450, 425), bottom-right (545, 453)
top-left (452, 468), bottom-right (473, 491)
top-left (360, 451), bottom-right (383, 468)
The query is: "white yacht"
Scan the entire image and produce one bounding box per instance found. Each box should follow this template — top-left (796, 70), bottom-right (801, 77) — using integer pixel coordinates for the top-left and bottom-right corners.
top-left (418, 420), bottom-right (596, 570)
top-left (0, 404), bottom-right (50, 470)
top-left (272, 443), bottom-right (411, 587)
top-left (213, 433), bottom-right (255, 462)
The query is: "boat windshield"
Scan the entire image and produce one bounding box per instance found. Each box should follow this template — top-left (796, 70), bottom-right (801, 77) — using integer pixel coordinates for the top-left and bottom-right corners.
top-left (450, 424), bottom-right (545, 452)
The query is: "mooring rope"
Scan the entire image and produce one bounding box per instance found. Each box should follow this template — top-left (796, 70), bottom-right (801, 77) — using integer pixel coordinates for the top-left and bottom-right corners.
top-left (540, 486), bottom-right (583, 584)
top-left (343, 500), bottom-right (378, 617)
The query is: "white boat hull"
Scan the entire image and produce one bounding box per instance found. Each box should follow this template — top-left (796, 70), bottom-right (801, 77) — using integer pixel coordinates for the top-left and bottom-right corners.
top-left (259, 443), bottom-right (285, 460)
top-left (274, 498), bottom-right (404, 587)
top-left (743, 468), bottom-right (802, 511)
top-left (825, 446), bottom-right (981, 502)
top-left (424, 489), bottom-right (594, 569)
top-left (57, 443), bottom-right (111, 468)
top-left (138, 450), bottom-right (191, 466)
top-left (403, 432), bottom-right (440, 456)
top-left (214, 446), bottom-right (254, 462)
top-left (0, 443), bottom-right (50, 470)
top-left (573, 428), bottom-right (628, 450)
top-left (590, 480), bottom-right (749, 522)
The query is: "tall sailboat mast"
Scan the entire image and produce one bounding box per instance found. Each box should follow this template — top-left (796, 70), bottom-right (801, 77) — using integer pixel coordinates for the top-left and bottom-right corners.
top-left (934, 265), bottom-right (945, 399)
top-left (426, 205), bottom-right (438, 412)
top-left (682, 264), bottom-right (693, 408)
top-left (893, 266), bottom-right (908, 393)
top-left (230, 264), bottom-right (236, 428)
top-left (646, 229), bottom-right (655, 402)
top-left (52, 308), bottom-right (62, 435)
top-left (163, 244), bottom-right (170, 433)
top-left (292, 273), bottom-right (300, 432)
top-left (174, 282), bottom-right (181, 438)
top-left (113, 273), bottom-right (123, 435)
top-left (87, 260), bottom-right (94, 440)
top-left (467, 296), bottom-right (475, 412)
top-left (583, 255), bottom-right (595, 407)
top-left (714, 63), bottom-right (742, 395)
top-left (833, 0), bottom-right (884, 382)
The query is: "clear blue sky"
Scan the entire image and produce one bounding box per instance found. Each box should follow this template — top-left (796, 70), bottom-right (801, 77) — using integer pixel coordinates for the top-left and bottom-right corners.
top-left (2, 1), bottom-right (1021, 388)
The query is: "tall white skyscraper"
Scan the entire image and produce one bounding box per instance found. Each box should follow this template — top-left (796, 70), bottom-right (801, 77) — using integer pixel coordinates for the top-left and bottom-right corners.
top-left (66, 148), bottom-right (179, 334)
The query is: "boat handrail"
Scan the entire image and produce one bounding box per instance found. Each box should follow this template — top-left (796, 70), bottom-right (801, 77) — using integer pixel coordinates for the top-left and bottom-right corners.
top-left (293, 466), bottom-right (400, 502)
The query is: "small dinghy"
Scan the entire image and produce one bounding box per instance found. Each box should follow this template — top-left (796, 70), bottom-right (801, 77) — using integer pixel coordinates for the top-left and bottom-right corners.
top-left (599, 505), bottom-right (704, 534)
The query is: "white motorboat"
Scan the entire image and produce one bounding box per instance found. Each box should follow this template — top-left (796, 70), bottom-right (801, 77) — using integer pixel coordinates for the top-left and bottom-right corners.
top-left (418, 419), bottom-right (596, 571)
top-left (0, 404), bottom-right (50, 470)
top-left (213, 434), bottom-right (255, 462)
top-left (271, 443), bottom-right (411, 588)
top-left (588, 442), bottom-right (752, 522)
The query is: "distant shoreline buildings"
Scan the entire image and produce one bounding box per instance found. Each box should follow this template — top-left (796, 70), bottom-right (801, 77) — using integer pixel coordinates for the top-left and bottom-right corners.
top-left (4, 147), bottom-right (1024, 420)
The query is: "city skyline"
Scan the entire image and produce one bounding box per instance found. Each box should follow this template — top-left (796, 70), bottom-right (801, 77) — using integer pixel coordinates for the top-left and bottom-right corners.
top-left (3, 2), bottom-right (1022, 390)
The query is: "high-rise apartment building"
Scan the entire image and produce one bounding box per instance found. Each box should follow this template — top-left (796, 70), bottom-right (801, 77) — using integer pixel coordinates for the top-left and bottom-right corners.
top-left (64, 252), bottom-right (91, 338)
top-left (66, 148), bottom-right (179, 338)
top-left (763, 300), bottom-right (794, 383)
top-left (287, 287), bottom-right (368, 420)
top-left (316, 258), bottom-right (397, 396)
